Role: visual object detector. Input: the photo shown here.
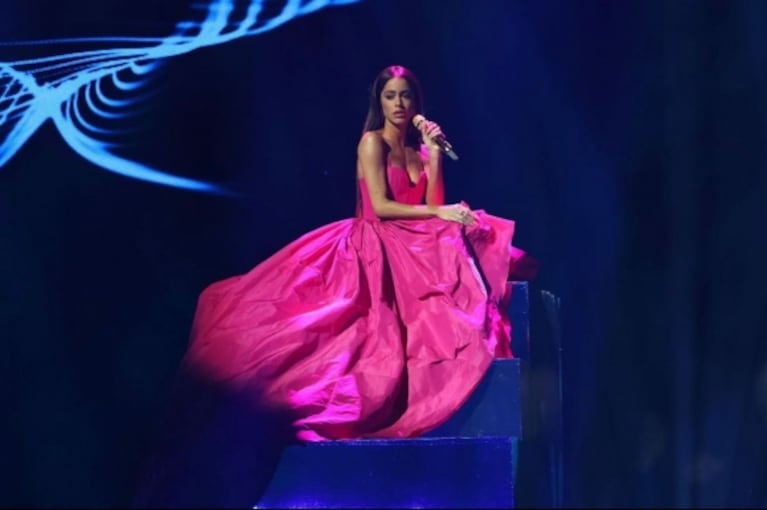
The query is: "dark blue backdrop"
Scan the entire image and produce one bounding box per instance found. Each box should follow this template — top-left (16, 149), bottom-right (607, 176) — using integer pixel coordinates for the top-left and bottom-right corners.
top-left (1, 0), bottom-right (765, 507)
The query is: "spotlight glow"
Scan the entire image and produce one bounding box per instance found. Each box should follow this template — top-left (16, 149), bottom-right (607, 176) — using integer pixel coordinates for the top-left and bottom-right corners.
top-left (0, 0), bottom-right (361, 193)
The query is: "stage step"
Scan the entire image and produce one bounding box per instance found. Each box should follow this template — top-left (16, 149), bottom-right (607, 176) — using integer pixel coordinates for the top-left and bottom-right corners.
top-left (425, 358), bottom-right (521, 438)
top-left (256, 437), bottom-right (517, 509)
top-left (423, 282), bottom-right (526, 437)
top-left (255, 281), bottom-right (532, 509)
top-left (509, 281), bottom-right (530, 359)
top-left (256, 356), bottom-right (523, 509)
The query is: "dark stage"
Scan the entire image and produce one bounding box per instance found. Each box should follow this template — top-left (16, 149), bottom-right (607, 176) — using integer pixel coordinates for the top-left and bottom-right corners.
top-left (1, 0), bottom-right (766, 507)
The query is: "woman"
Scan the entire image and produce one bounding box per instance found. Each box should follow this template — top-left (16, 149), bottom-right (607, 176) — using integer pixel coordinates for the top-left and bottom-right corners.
top-left (135, 65), bottom-right (533, 506)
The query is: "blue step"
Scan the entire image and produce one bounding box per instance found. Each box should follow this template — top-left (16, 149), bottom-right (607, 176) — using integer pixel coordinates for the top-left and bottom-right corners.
top-left (422, 283), bottom-right (526, 438)
top-left (425, 358), bottom-right (521, 438)
top-left (255, 356), bottom-right (523, 508)
top-left (509, 281), bottom-right (530, 360)
top-left (256, 437), bottom-right (517, 509)
top-left (254, 281), bottom-right (531, 509)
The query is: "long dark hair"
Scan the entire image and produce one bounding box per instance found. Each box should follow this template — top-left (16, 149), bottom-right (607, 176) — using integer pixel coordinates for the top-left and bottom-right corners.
top-left (362, 65), bottom-right (425, 148)
top-left (356, 65), bottom-right (425, 217)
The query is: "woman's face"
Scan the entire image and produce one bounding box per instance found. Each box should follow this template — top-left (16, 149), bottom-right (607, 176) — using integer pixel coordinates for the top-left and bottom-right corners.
top-left (380, 77), bottom-right (414, 127)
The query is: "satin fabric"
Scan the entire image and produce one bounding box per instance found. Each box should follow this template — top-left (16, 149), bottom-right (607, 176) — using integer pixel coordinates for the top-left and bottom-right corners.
top-left (180, 164), bottom-right (516, 441)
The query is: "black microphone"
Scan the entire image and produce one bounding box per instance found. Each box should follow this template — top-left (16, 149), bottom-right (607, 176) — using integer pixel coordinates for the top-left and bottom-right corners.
top-left (412, 114), bottom-right (459, 161)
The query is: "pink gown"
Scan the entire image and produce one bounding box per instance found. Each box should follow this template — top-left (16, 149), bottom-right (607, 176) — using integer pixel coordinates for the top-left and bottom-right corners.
top-left (178, 163), bottom-right (518, 441)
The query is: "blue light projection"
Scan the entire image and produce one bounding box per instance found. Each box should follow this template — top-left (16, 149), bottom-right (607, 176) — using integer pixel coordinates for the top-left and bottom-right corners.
top-left (0, 0), bottom-right (361, 193)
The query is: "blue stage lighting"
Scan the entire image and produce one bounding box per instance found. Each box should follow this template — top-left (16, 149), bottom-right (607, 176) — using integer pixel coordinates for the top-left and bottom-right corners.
top-left (0, 0), bottom-right (361, 194)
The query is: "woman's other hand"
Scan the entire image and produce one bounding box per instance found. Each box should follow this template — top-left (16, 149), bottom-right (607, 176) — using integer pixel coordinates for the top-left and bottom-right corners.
top-left (436, 203), bottom-right (476, 225)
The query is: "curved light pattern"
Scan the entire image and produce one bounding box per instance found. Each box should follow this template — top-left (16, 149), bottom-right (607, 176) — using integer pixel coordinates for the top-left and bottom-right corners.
top-left (0, 0), bottom-right (361, 194)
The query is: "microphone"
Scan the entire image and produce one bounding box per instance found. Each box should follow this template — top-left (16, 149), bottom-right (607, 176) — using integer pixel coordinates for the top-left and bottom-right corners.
top-left (412, 114), bottom-right (460, 161)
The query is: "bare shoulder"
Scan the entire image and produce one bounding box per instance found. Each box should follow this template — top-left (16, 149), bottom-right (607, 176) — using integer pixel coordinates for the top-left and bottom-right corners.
top-left (358, 130), bottom-right (387, 156)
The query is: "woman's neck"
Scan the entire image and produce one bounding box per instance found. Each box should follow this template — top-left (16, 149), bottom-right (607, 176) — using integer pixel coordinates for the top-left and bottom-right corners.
top-left (382, 121), bottom-right (408, 151)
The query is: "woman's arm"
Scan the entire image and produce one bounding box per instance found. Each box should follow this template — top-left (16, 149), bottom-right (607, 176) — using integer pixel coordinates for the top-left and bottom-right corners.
top-left (358, 132), bottom-right (472, 224)
top-left (421, 144), bottom-right (445, 206)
